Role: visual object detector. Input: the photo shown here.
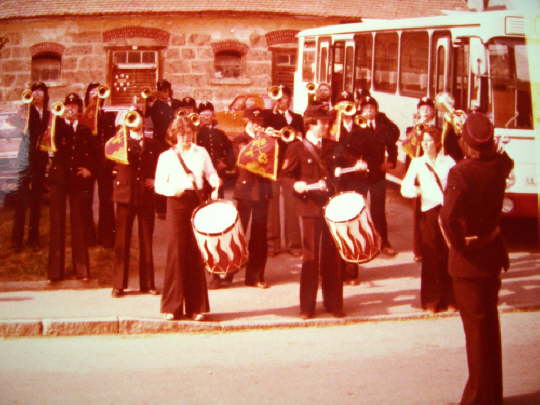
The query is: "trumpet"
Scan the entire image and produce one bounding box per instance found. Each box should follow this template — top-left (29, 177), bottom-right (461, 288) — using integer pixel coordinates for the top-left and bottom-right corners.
top-left (268, 85), bottom-right (283, 101)
top-left (306, 82), bottom-right (318, 94)
top-left (175, 109), bottom-right (187, 118)
top-left (123, 110), bottom-right (142, 129)
top-left (21, 89), bottom-right (33, 104)
top-left (97, 85), bottom-right (110, 99)
top-left (266, 126), bottom-right (297, 143)
top-left (187, 112), bottom-right (200, 126)
top-left (335, 101), bottom-right (356, 116)
top-left (354, 115), bottom-right (368, 128)
top-left (51, 101), bottom-right (65, 116)
top-left (434, 92), bottom-right (466, 133)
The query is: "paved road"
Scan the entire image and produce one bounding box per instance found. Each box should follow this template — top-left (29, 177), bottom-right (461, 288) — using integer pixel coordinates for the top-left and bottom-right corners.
top-left (1, 311), bottom-right (539, 404)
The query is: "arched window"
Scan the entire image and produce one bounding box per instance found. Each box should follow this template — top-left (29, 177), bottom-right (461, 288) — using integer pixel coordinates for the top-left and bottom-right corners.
top-left (32, 52), bottom-right (61, 82)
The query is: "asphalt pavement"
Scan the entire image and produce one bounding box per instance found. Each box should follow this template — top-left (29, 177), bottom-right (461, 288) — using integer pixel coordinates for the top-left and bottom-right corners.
top-left (1, 186), bottom-right (539, 337)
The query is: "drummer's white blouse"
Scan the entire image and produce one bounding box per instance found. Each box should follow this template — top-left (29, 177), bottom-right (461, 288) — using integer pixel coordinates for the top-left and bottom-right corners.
top-left (400, 153), bottom-right (455, 212)
top-left (154, 144), bottom-right (220, 197)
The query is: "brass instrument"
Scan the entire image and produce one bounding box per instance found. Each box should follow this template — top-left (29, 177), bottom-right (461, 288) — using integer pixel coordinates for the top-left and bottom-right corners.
top-left (175, 109), bottom-right (187, 118)
top-left (141, 88), bottom-right (153, 100)
top-left (187, 112), bottom-right (200, 127)
top-left (21, 89), bottom-right (33, 104)
top-left (266, 126), bottom-right (297, 143)
top-left (123, 110), bottom-right (142, 129)
top-left (434, 92), bottom-right (466, 133)
top-left (354, 115), bottom-right (368, 129)
top-left (268, 85), bottom-right (283, 101)
top-left (97, 85), bottom-right (110, 99)
top-left (306, 82), bottom-right (318, 94)
top-left (51, 101), bottom-right (65, 116)
top-left (335, 101), bottom-right (356, 116)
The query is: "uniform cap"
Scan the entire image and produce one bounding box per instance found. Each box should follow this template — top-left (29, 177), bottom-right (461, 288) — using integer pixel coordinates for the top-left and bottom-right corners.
top-left (462, 112), bottom-right (494, 151)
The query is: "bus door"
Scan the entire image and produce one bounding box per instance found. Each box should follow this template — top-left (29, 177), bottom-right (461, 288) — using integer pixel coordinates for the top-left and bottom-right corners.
top-left (331, 40), bottom-right (345, 102)
top-left (430, 31), bottom-right (452, 97)
top-left (317, 38), bottom-right (331, 85)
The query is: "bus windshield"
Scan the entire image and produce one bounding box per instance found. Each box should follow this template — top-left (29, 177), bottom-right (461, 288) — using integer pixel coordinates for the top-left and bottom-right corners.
top-left (488, 37), bottom-right (533, 129)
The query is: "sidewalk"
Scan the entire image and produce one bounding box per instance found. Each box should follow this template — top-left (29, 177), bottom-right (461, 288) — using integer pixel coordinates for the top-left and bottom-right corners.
top-left (1, 186), bottom-right (539, 338)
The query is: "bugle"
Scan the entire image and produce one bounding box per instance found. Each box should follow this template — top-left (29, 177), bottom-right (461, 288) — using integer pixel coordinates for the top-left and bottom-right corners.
top-left (51, 101), bottom-right (65, 116)
top-left (354, 115), bottom-right (368, 129)
top-left (268, 85), bottom-right (283, 101)
top-left (187, 112), bottom-right (200, 126)
top-left (266, 126), bottom-right (296, 143)
top-left (140, 88), bottom-right (153, 100)
top-left (335, 101), bottom-right (356, 116)
top-left (39, 101), bottom-right (63, 153)
top-left (434, 92), bottom-right (466, 133)
top-left (306, 82), bottom-right (318, 94)
top-left (123, 110), bottom-right (142, 129)
top-left (21, 89), bottom-right (33, 104)
top-left (97, 85), bottom-right (110, 99)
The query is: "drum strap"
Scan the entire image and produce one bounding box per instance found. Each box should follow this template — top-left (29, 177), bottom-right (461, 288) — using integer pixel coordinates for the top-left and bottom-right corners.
top-left (175, 150), bottom-right (204, 203)
top-left (424, 162), bottom-right (444, 194)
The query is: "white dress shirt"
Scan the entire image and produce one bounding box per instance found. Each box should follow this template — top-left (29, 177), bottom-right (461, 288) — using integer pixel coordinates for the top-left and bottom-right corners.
top-left (154, 144), bottom-right (220, 197)
top-left (400, 153), bottom-right (455, 212)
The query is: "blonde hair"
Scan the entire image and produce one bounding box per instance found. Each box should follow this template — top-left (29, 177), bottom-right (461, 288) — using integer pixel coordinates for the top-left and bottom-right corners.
top-left (166, 115), bottom-right (198, 146)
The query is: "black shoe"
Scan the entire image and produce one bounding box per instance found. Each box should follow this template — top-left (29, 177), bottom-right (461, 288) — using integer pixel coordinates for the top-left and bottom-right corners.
top-left (381, 246), bottom-right (397, 257)
top-left (331, 310), bottom-right (346, 318)
top-left (141, 288), bottom-right (159, 295)
top-left (208, 278), bottom-right (221, 289)
top-left (300, 311), bottom-right (314, 320)
top-left (246, 281), bottom-right (269, 289)
top-left (413, 255), bottom-right (422, 262)
top-left (111, 288), bottom-right (124, 298)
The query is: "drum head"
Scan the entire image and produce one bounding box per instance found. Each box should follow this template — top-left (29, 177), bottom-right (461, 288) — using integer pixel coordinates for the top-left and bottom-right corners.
top-left (192, 200), bottom-right (238, 235)
top-left (325, 191), bottom-right (365, 223)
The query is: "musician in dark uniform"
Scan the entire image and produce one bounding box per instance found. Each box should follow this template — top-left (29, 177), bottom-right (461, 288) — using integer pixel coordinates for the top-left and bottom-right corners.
top-left (196, 101), bottom-right (235, 197)
top-left (263, 85), bottom-right (304, 256)
top-left (230, 108), bottom-right (273, 289)
top-left (332, 91), bottom-right (370, 284)
top-left (281, 108), bottom-right (344, 319)
top-left (306, 82), bottom-right (332, 113)
top-left (357, 96), bottom-right (400, 257)
top-left (110, 111), bottom-right (160, 298)
top-left (10, 82), bottom-right (50, 251)
top-left (47, 93), bottom-right (97, 281)
top-left (81, 82), bottom-right (117, 248)
top-left (178, 96), bottom-right (197, 114)
top-left (440, 113), bottom-right (513, 405)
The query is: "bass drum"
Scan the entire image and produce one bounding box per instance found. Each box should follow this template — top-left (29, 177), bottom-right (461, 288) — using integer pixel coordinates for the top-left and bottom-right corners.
top-left (192, 199), bottom-right (248, 276)
top-left (324, 191), bottom-right (381, 263)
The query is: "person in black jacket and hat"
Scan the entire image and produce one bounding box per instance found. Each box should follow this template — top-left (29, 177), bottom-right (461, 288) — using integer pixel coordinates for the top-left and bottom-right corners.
top-left (47, 93), bottom-right (98, 282)
top-left (440, 112), bottom-right (513, 405)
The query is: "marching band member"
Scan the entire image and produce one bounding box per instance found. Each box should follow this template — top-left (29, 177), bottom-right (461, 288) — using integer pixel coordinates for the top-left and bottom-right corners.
top-left (47, 93), bottom-right (98, 282)
top-left (110, 111), bottom-right (160, 298)
top-left (281, 107), bottom-right (344, 319)
top-left (440, 113), bottom-right (513, 405)
top-left (196, 101), bottom-right (235, 197)
top-left (357, 96), bottom-right (400, 257)
top-left (229, 107), bottom-right (273, 289)
top-left (263, 85), bottom-right (304, 256)
top-left (81, 82), bottom-right (117, 248)
top-left (10, 82), bottom-right (50, 251)
top-left (400, 126), bottom-right (455, 313)
top-left (306, 82), bottom-right (332, 113)
top-left (155, 115), bottom-right (220, 321)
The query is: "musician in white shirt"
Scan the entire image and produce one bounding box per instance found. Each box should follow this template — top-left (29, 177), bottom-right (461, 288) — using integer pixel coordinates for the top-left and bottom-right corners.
top-left (400, 126), bottom-right (456, 313)
top-left (154, 115), bottom-right (220, 321)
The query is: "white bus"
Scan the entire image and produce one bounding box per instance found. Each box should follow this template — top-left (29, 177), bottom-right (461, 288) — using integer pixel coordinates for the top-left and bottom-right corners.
top-left (294, 10), bottom-right (537, 218)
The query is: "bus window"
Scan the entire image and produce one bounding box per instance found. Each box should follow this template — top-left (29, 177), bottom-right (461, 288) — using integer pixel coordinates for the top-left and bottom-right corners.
top-left (399, 31), bottom-right (428, 96)
top-left (488, 38), bottom-right (532, 129)
top-left (302, 39), bottom-right (316, 83)
top-left (318, 41), bottom-right (330, 84)
top-left (344, 45), bottom-right (355, 93)
top-left (332, 41), bottom-right (345, 100)
top-left (354, 34), bottom-right (372, 91)
top-left (374, 32), bottom-right (398, 93)
top-left (453, 43), bottom-right (469, 111)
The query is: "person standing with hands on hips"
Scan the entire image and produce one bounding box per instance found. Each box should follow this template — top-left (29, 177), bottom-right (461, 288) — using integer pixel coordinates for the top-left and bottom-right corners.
top-left (154, 114), bottom-right (220, 321)
top-left (440, 112), bottom-right (513, 405)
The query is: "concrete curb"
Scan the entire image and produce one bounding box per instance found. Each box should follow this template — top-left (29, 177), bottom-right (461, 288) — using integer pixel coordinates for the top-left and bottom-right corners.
top-left (0, 279), bottom-right (101, 292)
top-left (2, 303), bottom-right (538, 338)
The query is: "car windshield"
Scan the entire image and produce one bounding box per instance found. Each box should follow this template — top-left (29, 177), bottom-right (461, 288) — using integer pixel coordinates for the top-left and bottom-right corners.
top-left (488, 37), bottom-right (533, 129)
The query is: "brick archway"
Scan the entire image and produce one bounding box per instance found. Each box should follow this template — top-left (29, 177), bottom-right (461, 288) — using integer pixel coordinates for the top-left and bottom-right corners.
top-left (103, 26), bottom-right (170, 46)
top-left (30, 42), bottom-right (65, 57)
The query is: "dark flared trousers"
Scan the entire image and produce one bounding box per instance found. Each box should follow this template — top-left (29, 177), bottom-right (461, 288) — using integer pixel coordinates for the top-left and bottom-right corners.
top-left (237, 198), bottom-right (269, 284)
top-left (419, 206), bottom-right (454, 311)
top-left (48, 183), bottom-right (90, 280)
top-left (113, 203), bottom-right (155, 291)
top-left (368, 179), bottom-right (390, 247)
top-left (160, 193), bottom-right (209, 317)
top-left (299, 216), bottom-right (343, 315)
top-left (453, 276), bottom-right (503, 405)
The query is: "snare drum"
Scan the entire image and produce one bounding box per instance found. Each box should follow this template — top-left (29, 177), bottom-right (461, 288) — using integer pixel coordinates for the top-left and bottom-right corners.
top-left (192, 199), bottom-right (248, 275)
top-left (324, 191), bottom-right (381, 263)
